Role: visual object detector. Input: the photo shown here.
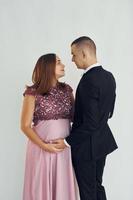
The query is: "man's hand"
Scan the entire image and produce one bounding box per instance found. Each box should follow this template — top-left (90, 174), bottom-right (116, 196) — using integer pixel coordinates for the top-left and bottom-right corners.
top-left (52, 139), bottom-right (67, 150)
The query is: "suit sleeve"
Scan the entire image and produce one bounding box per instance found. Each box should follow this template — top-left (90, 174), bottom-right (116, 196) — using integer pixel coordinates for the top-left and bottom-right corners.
top-left (108, 93), bottom-right (116, 118)
top-left (66, 81), bottom-right (100, 147)
top-left (108, 73), bottom-right (116, 119)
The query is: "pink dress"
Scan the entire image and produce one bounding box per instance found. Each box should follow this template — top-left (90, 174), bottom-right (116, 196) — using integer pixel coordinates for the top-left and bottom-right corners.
top-left (22, 83), bottom-right (77, 200)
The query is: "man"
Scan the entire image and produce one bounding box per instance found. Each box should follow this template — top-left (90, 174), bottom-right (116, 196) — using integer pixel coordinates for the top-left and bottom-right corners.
top-left (54, 36), bottom-right (118, 200)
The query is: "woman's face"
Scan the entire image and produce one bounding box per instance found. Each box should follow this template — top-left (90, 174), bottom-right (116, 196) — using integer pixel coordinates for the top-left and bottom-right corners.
top-left (55, 56), bottom-right (65, 79)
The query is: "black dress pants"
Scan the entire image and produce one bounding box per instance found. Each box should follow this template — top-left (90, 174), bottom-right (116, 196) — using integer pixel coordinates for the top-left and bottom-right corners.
top-left (72, 156), bottom-right (107, 200)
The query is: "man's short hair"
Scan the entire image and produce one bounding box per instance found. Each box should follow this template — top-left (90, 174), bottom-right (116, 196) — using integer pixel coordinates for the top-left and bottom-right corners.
top-left (71, 36), bottom-right (96, 55)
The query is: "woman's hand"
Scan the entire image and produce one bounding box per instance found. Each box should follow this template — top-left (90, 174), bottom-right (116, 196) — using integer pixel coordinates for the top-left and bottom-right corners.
top-left (43, 143), bottom-right (64, 153)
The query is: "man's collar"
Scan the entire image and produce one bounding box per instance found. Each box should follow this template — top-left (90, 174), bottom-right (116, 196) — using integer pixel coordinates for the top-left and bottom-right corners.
top-left (84, 62), bottom-right (100, 74)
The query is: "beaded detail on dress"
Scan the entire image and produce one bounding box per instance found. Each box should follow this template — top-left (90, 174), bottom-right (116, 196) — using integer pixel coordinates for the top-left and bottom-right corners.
top-left (23, 83), bottom-right (73, 126)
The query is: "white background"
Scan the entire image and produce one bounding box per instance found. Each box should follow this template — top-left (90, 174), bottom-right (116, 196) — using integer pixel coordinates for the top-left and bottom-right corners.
top-left (0, 0), bottom-right (132, 199)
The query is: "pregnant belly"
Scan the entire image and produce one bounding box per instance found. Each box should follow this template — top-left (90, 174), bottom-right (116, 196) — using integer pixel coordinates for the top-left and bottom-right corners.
top-left (32, 119), bottom-right (71, 142)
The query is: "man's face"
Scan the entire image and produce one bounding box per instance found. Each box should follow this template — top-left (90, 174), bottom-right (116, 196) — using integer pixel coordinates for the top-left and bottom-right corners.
top-left (71, 44), bottom-right (85, 69)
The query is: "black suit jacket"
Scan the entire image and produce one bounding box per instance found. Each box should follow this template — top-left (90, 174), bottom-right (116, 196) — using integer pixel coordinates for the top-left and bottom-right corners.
top-left (66, 66), bottom-right (118, 161)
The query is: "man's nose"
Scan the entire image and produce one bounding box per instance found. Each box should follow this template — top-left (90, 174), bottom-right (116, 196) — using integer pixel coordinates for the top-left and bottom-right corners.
top-left (62, 64), bottom-right (65, 69)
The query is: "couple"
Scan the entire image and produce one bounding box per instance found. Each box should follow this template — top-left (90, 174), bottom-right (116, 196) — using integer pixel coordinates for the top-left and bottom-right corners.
top-left (20, 36), bottom-right (118, 200)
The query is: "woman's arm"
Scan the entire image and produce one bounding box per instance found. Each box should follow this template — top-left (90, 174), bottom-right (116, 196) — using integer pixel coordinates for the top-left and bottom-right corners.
top-left (20, 95), bottom-right (63, 153)
top-left (20, 95), bottom-right (47, 149)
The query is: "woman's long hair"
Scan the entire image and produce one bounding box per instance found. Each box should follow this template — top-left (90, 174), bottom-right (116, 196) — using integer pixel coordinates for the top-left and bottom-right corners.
top-left (27, 53), bottom-right (59, 95)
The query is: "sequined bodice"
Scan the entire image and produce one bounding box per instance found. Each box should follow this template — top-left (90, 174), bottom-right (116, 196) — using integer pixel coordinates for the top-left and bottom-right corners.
top-left (23, 83), bottom-right (74, 126)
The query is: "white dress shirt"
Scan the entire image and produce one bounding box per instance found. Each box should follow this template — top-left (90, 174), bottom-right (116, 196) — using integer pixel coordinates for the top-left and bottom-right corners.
top-left (83, 62), bottom-right (100, 74)
top-left (64, 62), bottom-right (100, 147)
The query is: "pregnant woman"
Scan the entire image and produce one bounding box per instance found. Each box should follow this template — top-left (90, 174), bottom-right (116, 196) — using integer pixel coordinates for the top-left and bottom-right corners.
top-left (20, 54), bottom-right (77, 200)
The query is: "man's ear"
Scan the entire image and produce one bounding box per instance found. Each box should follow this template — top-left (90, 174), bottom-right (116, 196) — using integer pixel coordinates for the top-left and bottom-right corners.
top-left (82, 50), bottom-right (86, 58)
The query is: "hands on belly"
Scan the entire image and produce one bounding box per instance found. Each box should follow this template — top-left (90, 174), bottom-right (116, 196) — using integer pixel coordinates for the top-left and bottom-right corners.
top-left (43, 138), bottom-right (67, 153)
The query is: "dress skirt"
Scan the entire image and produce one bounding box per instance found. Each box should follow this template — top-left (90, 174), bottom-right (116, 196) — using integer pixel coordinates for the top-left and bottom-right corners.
top-left (23, 119), bottom-right (77, 200)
